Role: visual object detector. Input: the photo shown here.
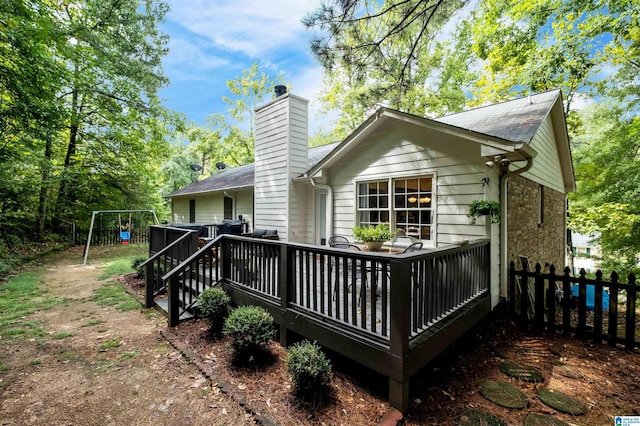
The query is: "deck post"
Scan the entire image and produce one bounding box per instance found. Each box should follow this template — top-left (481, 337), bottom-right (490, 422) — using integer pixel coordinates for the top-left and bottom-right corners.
top-left (167, 274), bottom-right (180, 327)
top-left (278, 243), bottom-right (289, 346)
top-left (388, 258), bottom-right (411, 412)
top-left (144, 260), bottom-right (154, 308)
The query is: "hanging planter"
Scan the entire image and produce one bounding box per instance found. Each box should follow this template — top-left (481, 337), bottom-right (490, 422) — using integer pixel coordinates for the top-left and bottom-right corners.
top-left (468, 200), bottom-right (501, 224)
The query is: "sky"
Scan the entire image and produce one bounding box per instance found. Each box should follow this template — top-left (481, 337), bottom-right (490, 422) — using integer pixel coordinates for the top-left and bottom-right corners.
top-left (157, 0), bottom-right (329, 132)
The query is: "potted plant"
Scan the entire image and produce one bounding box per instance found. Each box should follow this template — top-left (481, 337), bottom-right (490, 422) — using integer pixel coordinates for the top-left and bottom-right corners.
top-left (468, 200), bottom-right (501, 224)
top-left (352, 223), bottom-right (394, 251)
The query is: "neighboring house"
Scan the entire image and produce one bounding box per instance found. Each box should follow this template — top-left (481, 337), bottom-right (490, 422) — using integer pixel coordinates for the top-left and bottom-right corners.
top-left (571, 232), bottom-right (602, 273)
top-left (165, 88), bottom-right (575, 308)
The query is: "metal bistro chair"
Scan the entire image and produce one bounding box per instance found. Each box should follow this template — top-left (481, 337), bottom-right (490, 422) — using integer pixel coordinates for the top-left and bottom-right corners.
top-left (328, 236), bottom-right (362, 301)
top-left (360, 241), bottom-right (423, 306)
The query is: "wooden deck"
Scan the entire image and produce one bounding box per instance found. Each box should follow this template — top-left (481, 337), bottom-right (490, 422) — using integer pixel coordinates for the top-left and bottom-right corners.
top-left (143, 226), bottom-right (492, 412)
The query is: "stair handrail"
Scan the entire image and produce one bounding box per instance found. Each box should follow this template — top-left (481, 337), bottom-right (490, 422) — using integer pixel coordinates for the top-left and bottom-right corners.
top-left (161, 234), bottom-right (224, 282)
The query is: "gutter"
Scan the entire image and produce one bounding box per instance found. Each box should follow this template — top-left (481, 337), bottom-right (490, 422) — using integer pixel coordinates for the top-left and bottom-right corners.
top-left (499, 157), bottom-right (534, 299)
top-left (310, 178), bottom-right (333, 246)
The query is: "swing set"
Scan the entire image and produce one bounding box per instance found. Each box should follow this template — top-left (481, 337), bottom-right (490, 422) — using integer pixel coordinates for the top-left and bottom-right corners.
top-left (83, 209), bottom-right (159, 265)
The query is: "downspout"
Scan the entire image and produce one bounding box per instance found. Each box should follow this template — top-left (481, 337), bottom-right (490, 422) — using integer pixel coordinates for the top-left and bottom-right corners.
top-left (499, 158), bottom-right (534, 300)
top-left (310, 178), bottom-right (333, 246)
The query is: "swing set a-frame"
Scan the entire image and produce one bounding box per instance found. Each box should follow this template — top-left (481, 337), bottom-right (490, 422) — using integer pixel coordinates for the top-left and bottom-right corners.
top-left (83, 209), bottom-right (159, 265)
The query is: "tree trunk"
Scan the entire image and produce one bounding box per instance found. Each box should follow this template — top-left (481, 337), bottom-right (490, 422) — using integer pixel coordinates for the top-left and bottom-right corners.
top-left (36, 134), bottom-right (53, 240)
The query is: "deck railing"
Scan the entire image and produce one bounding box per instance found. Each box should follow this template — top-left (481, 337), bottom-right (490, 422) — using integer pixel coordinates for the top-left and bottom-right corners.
top-left (145, 230), bottom-right (491, 412)
top-left (509, 262), bottom-right (639, 349)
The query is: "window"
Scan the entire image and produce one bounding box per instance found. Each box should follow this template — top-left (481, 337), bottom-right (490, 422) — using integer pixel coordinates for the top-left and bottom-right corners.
top-left (356, 176), bottom-right (433, 240)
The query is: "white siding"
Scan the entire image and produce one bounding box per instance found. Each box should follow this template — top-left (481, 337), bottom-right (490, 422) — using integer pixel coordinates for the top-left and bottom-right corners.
top-left (328, 124), bottom-right (497, 246)
top-left (170, 189), bottom-right (254, 228)
top-left (323, 123), bottom-right (502, 306)
top-left (254, 94), bottom-right (309, 241)
top-left (522, 115), bottom-right (565, 193)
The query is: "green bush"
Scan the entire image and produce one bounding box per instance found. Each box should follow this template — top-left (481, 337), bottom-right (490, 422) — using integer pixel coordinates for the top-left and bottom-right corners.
top-left (287, 340), bottom-right (332, 399)
top-left (198, 287), bottom-right (230, 332)
top-left (223, 305), bottom-right (275, 363)
top-left (131, 257), bottom-right (147, 278)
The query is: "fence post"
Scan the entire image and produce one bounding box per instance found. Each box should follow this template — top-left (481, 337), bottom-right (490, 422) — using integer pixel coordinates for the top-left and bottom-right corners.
top-left (509, 261), bottom-right (516, 315)
top-left (520, 261), bottom-right (529, 328)
top-left (546, 264), bottom-right (557, 331)
top-left (534, 263), bottom-right (544, 328)
top-left (608, 271), bottom-right (619, 347)
top-left (577, 268), bottom-right (587, 339)
top-left (625, 273), bottom-right (637, 350)
top-left (562, 267), bottom-right (572, 336)
top-left (593, 270), bottom-right (603, 345)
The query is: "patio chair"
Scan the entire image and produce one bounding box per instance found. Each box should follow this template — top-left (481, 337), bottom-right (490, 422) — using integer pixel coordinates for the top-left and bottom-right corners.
top-left (402, 242), bottom-right (423, 253)
top-left (328, 236), bottom-right (362, 301)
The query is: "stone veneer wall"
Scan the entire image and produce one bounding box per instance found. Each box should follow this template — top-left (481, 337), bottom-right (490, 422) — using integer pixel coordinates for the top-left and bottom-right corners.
top-left (507, 175), bottom-right (566, 270)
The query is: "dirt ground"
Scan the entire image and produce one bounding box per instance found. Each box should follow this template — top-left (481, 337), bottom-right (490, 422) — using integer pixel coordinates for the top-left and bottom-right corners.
top-left (2, 246), bottom-right (640, 425)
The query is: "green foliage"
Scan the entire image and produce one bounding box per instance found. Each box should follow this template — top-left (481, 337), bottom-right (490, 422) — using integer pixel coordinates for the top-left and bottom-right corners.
top-left (569, 103), bottom-right (640, 272)
top-left (0, 0), bottom-right (173, 242)
top-left (286, 340), bottom-right (332, 399)
top-left (131, 257), bottom-right (147, 278)
top-left (198, 287), bottom-right (231, 332)
top-left (92, 282), bottom-right (140, 312)
top-left (223, 306), bottom-right (275, 363)
top-left (468, 200), bottom-right (501, 225)
top-left (305, 0), bottom-right (473, 134)
top-left (352, 223), bottom-right (393, 242)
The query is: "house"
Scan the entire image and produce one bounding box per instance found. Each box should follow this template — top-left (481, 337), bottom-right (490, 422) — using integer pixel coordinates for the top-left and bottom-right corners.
top-left (165, 87), bottom-right (574, 309)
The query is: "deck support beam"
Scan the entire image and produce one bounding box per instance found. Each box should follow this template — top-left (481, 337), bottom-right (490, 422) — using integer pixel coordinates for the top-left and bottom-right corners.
top-left (389, 378), bottom-right (410, 413)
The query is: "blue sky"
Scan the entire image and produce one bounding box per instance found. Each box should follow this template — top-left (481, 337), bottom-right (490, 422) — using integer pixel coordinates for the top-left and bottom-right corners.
top-left (157, 0), bottom-right (329, 132)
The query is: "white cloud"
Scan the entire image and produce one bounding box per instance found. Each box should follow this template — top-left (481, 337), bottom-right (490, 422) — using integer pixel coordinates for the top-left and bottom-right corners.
top-left (164, 37), bottom-right (230, 81)
top-left (165, 0), bottom-right (323, 58)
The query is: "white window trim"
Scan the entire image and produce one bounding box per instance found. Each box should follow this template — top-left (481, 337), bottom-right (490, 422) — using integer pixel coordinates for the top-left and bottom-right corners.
top-left (353, 172), bottom-right (437, 246)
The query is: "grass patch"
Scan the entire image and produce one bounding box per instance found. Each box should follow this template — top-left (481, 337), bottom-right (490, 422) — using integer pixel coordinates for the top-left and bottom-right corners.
top-left (52, 331), bottom-right (74, 339)
top-left (119, 350), bottom-right (139, 359)
top-left (98, 250), bottom-right (146, 281)
top-left (0, 271), bottom-right (66, 340)
top-left (82, 319), bottom-right (105, 327)
top-left (99, 337), bottom-right (122, 351)
top-left (29, 359), bottom-right (42, 365)
top-left (0, 364), bottom-right (10, 372)
top-left (92, 281), bottom-right (142, 312)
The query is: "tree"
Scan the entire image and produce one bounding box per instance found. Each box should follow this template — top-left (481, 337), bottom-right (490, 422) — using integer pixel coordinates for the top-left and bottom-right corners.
top-left (304, 0), bottom-right (474, 134)
top-left (52, 0), bottom-right (171, 225)
top-left (470, 0), bottom-right (639, 115)
top-left (169, 62), bottom-right (287, 181)
top-left (568, 103), bottom-right (640, 273)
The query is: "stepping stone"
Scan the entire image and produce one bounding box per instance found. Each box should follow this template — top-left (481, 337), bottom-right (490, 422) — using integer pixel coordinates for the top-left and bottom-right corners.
top-left (499, 362), bottom-right (545, 383)
top-left (536, 388), bottom-right (587, 415)
top-left (525, 413), bottom-right (570, 426)
top-left (455, 408), bottom-right (506, 426)
top-left (479, 381), bottom-right (529, 409)
top-left (555, 365), bottom-right (584, 379)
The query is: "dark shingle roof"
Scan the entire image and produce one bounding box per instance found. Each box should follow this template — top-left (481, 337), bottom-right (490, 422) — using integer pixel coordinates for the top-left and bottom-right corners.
top-left (166, 142), bottom-right (340, 198)
top-left (167, 91), bottom-right (561, 198)
top-left (434, 90), bottom-right (560, 144)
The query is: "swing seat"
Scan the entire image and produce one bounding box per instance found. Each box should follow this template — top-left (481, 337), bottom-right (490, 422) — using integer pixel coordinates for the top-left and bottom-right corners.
top-left (120, 231), bottom-right (130, 244)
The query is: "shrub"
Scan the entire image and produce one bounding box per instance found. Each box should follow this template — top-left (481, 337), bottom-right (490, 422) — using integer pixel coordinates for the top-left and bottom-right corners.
top-left (287, 340), bottom-right (332, 399)
top-left (223, 305), bottom-right (275, 363)
top-left (198, 287), bottom-right (231, 333)
top-left (131, 257), bottom-right (147, 278)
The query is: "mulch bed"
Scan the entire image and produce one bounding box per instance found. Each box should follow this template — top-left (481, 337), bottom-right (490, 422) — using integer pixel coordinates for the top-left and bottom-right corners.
top-left (121, 274), bottom-right (640, 425)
